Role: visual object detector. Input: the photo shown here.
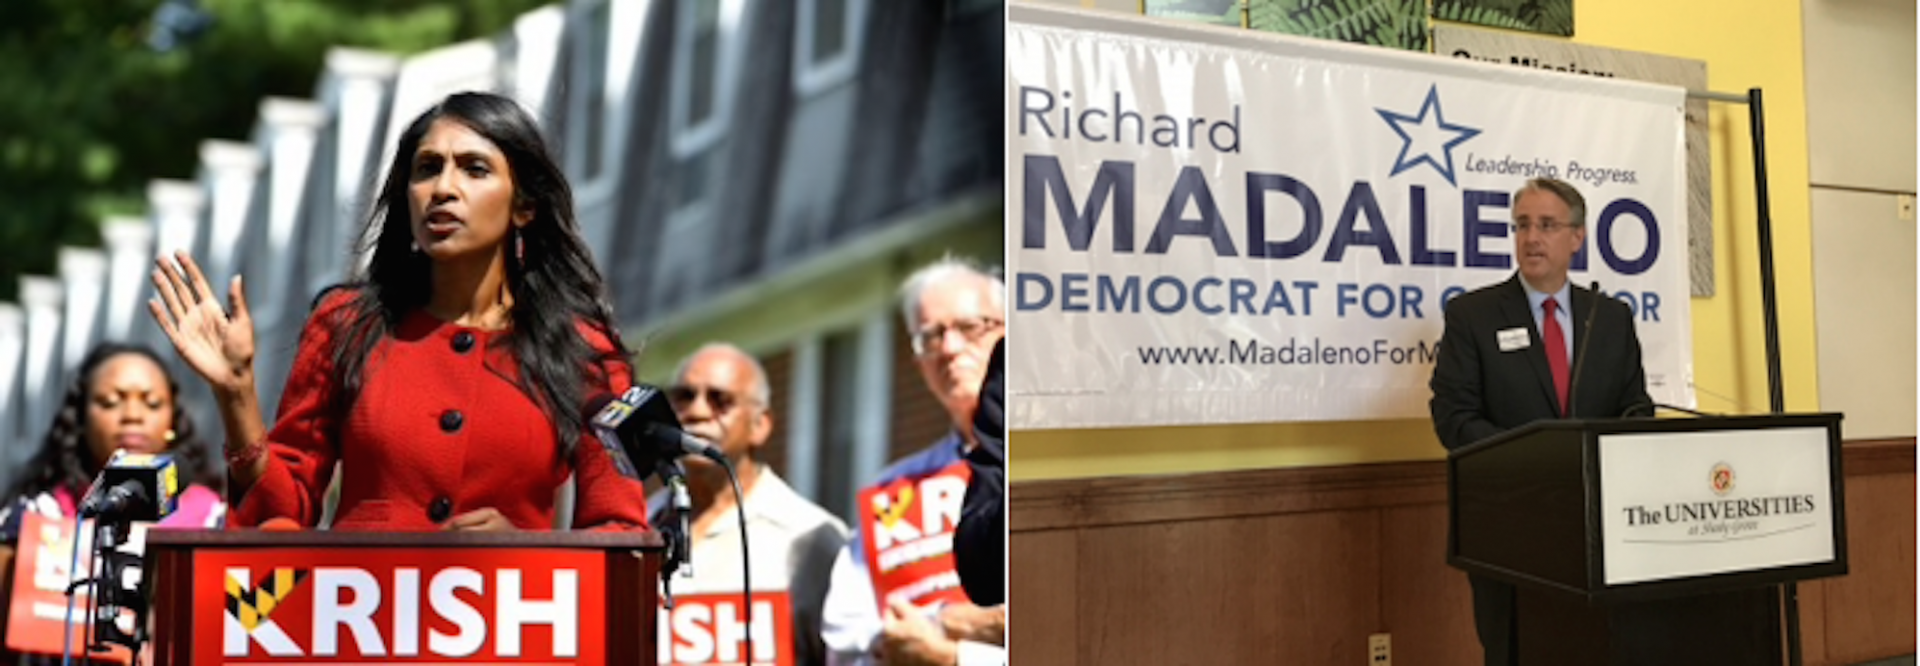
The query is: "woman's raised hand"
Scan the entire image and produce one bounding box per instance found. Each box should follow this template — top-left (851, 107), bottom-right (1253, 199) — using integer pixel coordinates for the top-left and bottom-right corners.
top-left (148, 252), bottom-right (256, 396)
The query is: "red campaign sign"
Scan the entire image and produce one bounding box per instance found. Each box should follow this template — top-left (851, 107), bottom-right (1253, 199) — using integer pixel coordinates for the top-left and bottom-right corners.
top-left (5, 511), bottom-right (134, 664)
top-left (855, 460), bottom-right (972, 613)
top-left (189, 548), bottom-right (607, 664)
top-left (656, 591), bottom-right (792, 666)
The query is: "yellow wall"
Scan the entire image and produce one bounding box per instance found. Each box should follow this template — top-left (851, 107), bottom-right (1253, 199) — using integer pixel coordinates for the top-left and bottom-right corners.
top-left (1011, 0), bottom-right (1818, 481)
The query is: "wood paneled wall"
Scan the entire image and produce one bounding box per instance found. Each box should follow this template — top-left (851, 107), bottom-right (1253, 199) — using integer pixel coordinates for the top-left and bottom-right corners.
top-left (1009, 439), bottom-right (1915, 665)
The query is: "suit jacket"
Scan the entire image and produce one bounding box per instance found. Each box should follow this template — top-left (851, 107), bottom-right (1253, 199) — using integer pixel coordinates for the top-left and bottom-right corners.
top-left (230, 289), bottom-right (650, 531)
top-left (1429, 274), bottom-right (1653, 450)
top-left (956, 337), bottom-right (1005, 606)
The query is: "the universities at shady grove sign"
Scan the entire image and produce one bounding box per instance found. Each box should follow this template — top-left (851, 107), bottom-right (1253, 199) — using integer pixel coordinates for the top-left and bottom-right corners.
top-left (1599, 426), bottom-right (1837, 586)
top-left (1005, 4), bottom-right (1696, 430)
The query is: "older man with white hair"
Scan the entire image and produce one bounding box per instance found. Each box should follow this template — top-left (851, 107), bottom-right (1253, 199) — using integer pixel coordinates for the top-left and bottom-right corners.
top-left (820, 257), bottom-right (1008, 666)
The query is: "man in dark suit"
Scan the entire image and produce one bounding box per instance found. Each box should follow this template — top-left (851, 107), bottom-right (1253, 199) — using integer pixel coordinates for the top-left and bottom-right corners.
top-left (1429, 177), bottom-right (1652, 666)
top-left (954, 337), bottom-right (1004, 606)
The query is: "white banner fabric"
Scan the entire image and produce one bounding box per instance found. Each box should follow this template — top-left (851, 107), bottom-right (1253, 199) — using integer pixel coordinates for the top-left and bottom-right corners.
top-left (1007, 5), bottom-right (1694, 430)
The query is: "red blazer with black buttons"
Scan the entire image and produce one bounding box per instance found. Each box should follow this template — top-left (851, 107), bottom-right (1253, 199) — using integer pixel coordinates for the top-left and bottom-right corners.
top-left (229, 289), bottom-right (650, 532)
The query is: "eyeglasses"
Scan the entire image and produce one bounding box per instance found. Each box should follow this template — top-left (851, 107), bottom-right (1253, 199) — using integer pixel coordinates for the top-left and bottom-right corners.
top-left (911, 316), bottom-right (1003, 357)
top-left (666, 385), bottom-right (755, 414)
top-left (1510, 221), bottom-right (1577, 234)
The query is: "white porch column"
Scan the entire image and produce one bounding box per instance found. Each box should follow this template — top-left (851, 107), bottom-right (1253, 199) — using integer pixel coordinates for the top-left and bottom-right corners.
top-left (315, 47), bottom-right (401, 293)
top-left (19, 277), bottom-right (65, 436)
top-left (56, 248), bottom-right (108, 373)
top-left (100, 217), bottom-right (155, 342)
top-left (198, 140), bottom-right (264, 289)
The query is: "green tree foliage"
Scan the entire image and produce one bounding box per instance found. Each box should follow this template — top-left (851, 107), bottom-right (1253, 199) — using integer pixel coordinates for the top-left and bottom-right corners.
top-left (1249, 0), bottom-right (1428, 51)
top-left (1432, 0), bottom-right (1573, 37)
top-left (0, 0), bottom-right (552, 297)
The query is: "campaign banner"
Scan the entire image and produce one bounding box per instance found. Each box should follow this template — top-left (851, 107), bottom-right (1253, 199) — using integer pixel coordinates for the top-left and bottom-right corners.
top-left (193, 547), bottom-right (606, 664)
top-left (1431, 22), bottom-right (1715, 297)
top-left (657, 591), bottom-right (793, 666)
top-left (1007, 5), bottom-right (1693, 429)
top-left (855, 461), bottom-right (971, 613)
top-left (5, 512), bottom-right (137, 664)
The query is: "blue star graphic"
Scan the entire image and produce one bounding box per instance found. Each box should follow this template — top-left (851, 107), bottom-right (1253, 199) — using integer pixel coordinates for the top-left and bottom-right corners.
top-left (1375, 85), bottom-right (1482, 186)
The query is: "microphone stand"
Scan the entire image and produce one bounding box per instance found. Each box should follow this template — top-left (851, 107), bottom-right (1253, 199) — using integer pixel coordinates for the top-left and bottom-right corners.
top-left (657, 459), bottom-right (694, 609)
top-left (64, 512), bottom-right (147, 665)
top-left (1565, 281), bottom-right (1603, 419)
top-left (657, 455), bottom-right (755, 664)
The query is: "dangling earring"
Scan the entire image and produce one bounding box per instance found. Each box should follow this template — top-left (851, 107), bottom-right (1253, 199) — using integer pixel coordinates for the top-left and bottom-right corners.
top-left (409, 240), bottom-right (420, 253)
top-left (514, 228), bottom-right (525, 263)
top-left (164, 429), bottom-right (176, 443)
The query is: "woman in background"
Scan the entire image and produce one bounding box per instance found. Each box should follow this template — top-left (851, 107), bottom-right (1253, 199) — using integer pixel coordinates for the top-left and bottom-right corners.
top-left (0, 342), bottom-right (225, 662)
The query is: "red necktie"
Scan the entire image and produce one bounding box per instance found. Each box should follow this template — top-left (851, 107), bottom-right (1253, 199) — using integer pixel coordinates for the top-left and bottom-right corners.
top-left (1542, 297), bottom-right (1570, 416)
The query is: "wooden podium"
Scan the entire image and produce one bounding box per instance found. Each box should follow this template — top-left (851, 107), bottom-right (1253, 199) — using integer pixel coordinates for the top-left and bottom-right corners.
top-left (1447, 413), bottom-right (1848, 665)
top-left (141, 530), bottom-right (664, 665)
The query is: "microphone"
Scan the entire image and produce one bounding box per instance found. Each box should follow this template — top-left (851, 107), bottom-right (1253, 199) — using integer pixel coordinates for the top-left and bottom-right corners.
top-left (1621, 401), bottom-right (1719, 418)
top-left (67, 450), bottom-right (175, 665)
top-left (1564, 281), bottom-right (1603, 419)
top-left (588, 385), bottom-right (753, 662)
top-left (80, 451), bottom-right (179, 522)
top-left (586, 386), bottom-right (725, 479)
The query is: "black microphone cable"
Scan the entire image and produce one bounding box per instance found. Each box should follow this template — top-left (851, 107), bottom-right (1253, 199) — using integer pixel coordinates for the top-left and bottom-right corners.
top-left (683, 415), bottom-right (754, 665)
top-left (60, 518), bottom-right (87, 666)
top-left (720, 455), bottom-right (753, 666)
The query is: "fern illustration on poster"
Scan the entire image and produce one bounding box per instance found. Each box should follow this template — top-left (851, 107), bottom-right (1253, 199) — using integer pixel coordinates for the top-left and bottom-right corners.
top-left (1146, 0), bottom-right (1244, 27)
top-left (1432, 0), bottom-right (1574, 37)
top-left (1247, 0), bottom-right (1428, 52)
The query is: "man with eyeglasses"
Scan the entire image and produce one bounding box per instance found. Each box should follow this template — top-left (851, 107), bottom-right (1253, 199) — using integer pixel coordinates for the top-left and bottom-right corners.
top-left (1428, 178), bottom-right (1652, 666)
top-left (656, 343), bottom-right (850, 666)
top-left (821, 258), bottom-right (1007, 666)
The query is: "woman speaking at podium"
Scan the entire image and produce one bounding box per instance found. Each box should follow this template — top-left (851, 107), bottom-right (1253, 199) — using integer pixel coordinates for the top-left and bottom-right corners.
top-left (149, 92), bottom-right (649, 532)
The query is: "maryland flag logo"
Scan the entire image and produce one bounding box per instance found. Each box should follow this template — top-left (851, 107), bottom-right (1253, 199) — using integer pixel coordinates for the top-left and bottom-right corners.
top-left (872, 486), bottom-right (915, 529)
top-left (226, 568), bottom-right (307, 631)
top-left (222, 567), bottom-right (309, 656)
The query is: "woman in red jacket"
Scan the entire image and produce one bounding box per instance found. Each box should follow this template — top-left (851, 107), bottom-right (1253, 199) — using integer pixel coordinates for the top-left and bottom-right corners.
top-left (148, 91), bottom-right (648, 532)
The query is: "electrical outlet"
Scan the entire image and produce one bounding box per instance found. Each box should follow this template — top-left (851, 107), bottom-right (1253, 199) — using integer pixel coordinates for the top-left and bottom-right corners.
top-left (1368, 633), bottom-right (1391, 666)
top-left (1898, 194), bottom-right (1915, 222)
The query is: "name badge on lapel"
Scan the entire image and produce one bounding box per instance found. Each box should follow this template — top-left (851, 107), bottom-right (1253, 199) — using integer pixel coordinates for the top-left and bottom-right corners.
top-left (1497, 327), bottom-right (1531, 352)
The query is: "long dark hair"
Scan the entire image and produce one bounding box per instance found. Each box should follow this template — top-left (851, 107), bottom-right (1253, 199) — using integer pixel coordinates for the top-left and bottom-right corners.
top-left (324, 91), bottom-right (629, 457)
top-left (5, 343), bottom-right (219, 502)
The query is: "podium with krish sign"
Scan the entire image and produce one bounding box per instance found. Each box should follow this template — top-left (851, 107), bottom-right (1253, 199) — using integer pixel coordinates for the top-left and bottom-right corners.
top-left (142, 530), bottom-right (665, 665)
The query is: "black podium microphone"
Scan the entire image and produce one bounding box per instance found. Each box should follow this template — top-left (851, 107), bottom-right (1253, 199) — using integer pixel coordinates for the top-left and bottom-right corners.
top-left (584, 385), bottom-right (753, 663)
top-left (586, 386), bottom-right (725, 478)
top-left (1564, 281), bottom-right (1603, 419)
top-left (80, 451), bottom-right (179, 521)
top-left (1621, 401), bottom-right (1720, 418)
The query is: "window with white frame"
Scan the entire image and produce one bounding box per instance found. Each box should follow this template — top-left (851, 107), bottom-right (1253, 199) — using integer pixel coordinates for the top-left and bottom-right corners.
top-left (793, 0), bottom-right (866, 95)
top-left (669, 0), bottom-right (741, 215)
top-left (570, 0), bottom-right (613, 182)
top-left (816, 327), bottom-right (863, 520)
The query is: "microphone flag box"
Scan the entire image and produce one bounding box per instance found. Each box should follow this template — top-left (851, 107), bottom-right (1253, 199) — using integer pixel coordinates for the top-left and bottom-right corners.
top-left (94, 450), bottom-right (181, 521)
